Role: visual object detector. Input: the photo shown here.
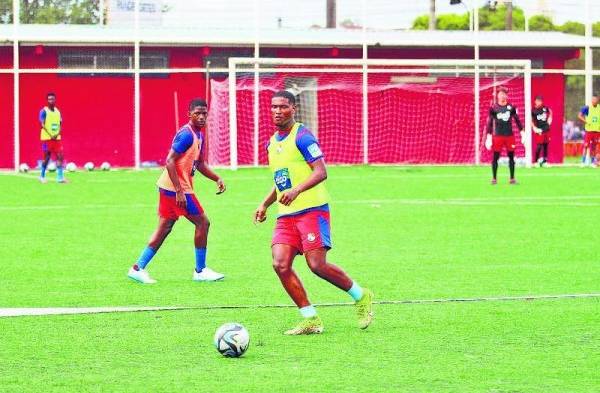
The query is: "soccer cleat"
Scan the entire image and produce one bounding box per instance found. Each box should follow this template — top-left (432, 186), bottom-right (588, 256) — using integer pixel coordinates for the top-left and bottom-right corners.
top-left (193, 267), bottom-right (224, 282)
top-left (57, 178), bottom-right (69, 183)
top-left (284, 316), bottom-right (324, 335)
top-left (509, 178), bottom-right (518, 185)
top-left (355, 288), bottom-right (374, 330)
top-left (490, 179), bottom-right (497, 185)
top-left (127, 266), bottom-right (157, 284)
top-left (39, 177), bottom-right (48, 184)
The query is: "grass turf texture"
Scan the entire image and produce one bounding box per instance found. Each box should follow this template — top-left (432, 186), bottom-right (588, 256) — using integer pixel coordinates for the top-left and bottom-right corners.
top-left (1, 166), bottom-right (599, 392)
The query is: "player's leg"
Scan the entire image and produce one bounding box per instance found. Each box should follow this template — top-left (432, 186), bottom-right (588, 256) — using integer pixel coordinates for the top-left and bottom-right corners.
top-left (300, 210), bottom-right (373, 329)
top-left (491, 151), bottom-right (500, 184)
top-left (55, 149), bottom-right (66, 183)
top-left (304, 249), bottom-right (373, 330)
top-left (128, 217), bottom-right (176, 284)
top-left (273, 243), bottom-right (323, 335)
top-left (534, 143), bottom-right (542, 163)
top-left (507, 151), bottom-right (516, 183)
top-left (184, 193), bottom-right (224, 281)
top-left (542, 142), bottom-right (549, 165)
top-left (40, 145), bottom-right (50, 183)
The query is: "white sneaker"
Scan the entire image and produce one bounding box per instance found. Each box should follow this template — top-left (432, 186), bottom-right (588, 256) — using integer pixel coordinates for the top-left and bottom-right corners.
top-left (39, 177), bottom-right (48, 184)
top-left (128, 267), bottom-right (157, 284)
top-left (193, 267), bottom-right (224, 282)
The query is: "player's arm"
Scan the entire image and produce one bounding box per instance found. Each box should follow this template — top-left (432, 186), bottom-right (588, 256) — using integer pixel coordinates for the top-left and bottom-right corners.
top-left (39, 110), bottom-right (53, 139)
top-left (513, 107), bottom-right (524, 132)
top-left (254, 186), bottom-right (277, 224)
top-left (195, 138), bottom-right (225, 194)
top-left (485, 108), bottom-right (494, 150)
top-left (165, 149), bottom-right (186, 208)
top-left (547, 107), bottom-right (553, 126)
top-left (279, 159), bottom-right (327, 206)
top-left (578, 107), bottom-right (587, 124)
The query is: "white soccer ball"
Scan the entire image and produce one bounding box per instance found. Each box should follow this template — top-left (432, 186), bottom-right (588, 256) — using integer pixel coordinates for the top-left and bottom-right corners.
top-left (66, 162), bottom-right (77, 172)
top-left (18, 163), bottom-right (29, 173)
top-left (84, 162), bottom-right (95, 171)
top-left (214, 323), bottom-right (250, 358)
top-left (100, 162), bottom-right (111, 171)
top-left (48, 162), bottom-right (57, 172)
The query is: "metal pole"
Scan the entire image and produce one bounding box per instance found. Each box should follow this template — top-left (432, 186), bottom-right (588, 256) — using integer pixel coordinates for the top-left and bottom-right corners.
top-left (13, 0), bottom-right (20, 171)
top-left (228, 58), bottom-right (238, 170)
top-left (362, 0), bottom-right (368, 164)
top-left (134, 0), bottom-right (140, 169)
top-left (99, 0), bottom-right (104, 25)
top-left (585, 0), bottom-right (592, 105)
top-left (474, 3), bottom-right (481, 165)
top-left (524, 61), bottom-right (533, 167)
top-left (253, 0), bottom-right (259, 167)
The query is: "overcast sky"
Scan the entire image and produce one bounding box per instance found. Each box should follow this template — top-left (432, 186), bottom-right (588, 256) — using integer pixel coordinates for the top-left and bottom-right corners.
top-left (159, 0), bottom-right (598, 30)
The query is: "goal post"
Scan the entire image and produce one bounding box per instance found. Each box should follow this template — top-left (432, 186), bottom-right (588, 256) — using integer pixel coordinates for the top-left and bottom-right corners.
top-left (218, 57), bottom-right (532, 170)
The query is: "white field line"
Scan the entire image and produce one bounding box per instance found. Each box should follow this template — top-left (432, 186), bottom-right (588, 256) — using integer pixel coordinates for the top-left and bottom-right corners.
top-left (2, 293), bottom-right (599, 318)
top-left (4, 195), bottom-right (600, 211)
top-left (2, 170), bottom-right (600, 183)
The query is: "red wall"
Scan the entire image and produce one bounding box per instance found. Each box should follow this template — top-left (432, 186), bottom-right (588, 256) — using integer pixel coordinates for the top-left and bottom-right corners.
top-left (0, 44), bottom-right (575, 168)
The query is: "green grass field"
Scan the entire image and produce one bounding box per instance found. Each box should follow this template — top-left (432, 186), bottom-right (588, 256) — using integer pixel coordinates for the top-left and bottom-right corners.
top-left (1, 165), bottom-right (599, 392)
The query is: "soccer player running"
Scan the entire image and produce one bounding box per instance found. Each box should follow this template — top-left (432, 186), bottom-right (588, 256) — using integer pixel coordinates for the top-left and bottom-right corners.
top-left (532, 95), bottom-right (552, 167)
top-left (485, 87), bottom-right (525, 184)
top-left (578, 94), bottom-right (600, 167)
top-left (39, 92), bottom-right (67, 183)
top-left (254, 90), bottom-right (373, 335)
top-left (128, 98), bottom-right (226, 284)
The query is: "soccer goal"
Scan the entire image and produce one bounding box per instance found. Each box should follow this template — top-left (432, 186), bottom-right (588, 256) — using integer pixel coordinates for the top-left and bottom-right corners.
top-left (207, 58), bottom-right (532, 169)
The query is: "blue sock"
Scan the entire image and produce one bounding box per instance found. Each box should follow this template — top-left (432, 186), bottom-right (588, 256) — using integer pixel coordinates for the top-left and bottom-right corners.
top-left (347, 281), bottom-right (364, 302)
top-left (195, 248), bottom-right (207, 273)
top-left (57, 166), bottom-right (64, 180)
top-left (41, 164), bottom-right (47, 178)
top-left (299, 305), bottom-right (317, 318)
top-left (136, 246), bottom-right (156, 270)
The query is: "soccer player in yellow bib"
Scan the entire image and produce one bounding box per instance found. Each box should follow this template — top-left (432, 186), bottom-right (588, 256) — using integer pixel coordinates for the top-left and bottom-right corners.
top-left (254, 91), bottom-right (373, 335)
top-left (578, 94), bottom-right (600, 167)
top-left (39, 92), bottom-right (67, 183)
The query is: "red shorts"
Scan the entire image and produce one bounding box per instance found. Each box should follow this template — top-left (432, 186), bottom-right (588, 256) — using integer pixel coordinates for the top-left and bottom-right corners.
top-left (583, 132), bottom-right (600, 148)
top-left (534, 132), bottom-right (551, 145)
top-left (41, 140), bottom-right (63, 155)
top-left (492, 135), bottom-right (516, 153)
top-left (158, 189), bottom-right (204, 220)
top-left (272, 208), bottom-right (331, 254)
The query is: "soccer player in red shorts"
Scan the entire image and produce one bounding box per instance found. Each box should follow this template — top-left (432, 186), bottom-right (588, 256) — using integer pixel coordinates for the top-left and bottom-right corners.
top-left (39, 92), bottom-right (67, 183)
top-left (127, 98), bottom-right (226, 284)
top-left (485, 87), bottom-right (525, 185)
top-left (532, 95), bottom-right (552, 167)
top-left (254, 90), bottom-right (373, 335)
top-left (578, 94), bottom-right (600, 167)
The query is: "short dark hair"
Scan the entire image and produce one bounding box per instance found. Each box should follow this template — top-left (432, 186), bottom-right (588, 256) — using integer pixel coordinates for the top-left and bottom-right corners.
top-left (273, 90), bottom-right (296, 105)
top-left (535, 95), bottom-right (544, 100)
top-left (189, 98), bottom-right (207, 111)
top-left (593, 93), bottom-right (599, 98)
top-left (47, 92), bottom-right (56, 98)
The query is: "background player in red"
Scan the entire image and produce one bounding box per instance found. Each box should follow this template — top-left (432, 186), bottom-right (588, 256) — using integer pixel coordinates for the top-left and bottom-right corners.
top-left (485, 87), bottom-right (525, 185)
top-left (128, 98), bottom-right (226, 284)
top-left (532, 95), bottom-right (553, 167)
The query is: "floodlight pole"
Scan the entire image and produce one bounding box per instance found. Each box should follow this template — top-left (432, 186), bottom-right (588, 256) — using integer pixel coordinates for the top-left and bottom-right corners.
top-left (134, 0), bottom-right (141, 169)
top-left (13, 0), bottom-right (20, 171)
top-left (474, 3), bottom-right (481, 165)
